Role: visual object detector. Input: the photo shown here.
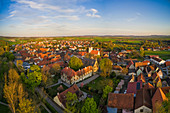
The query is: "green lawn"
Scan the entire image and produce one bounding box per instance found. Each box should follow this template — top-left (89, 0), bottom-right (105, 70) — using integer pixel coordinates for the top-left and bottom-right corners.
top-left (0, 104), bottom-right (11, 113)
top-left (46, 84), bottom-right (68, 98)
top-left (43, 99), bottom-right (58, 113)
top-left (80, 75), bottom-right (122, 106)
top-left (40, 105), bottom-right (48, 113)
top-left (144, 50), bottom-right (170, 60)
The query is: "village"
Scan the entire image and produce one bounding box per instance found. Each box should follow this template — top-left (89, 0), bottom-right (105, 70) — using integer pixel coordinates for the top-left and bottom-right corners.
top-left (6, 39), bottom-right (169, 113)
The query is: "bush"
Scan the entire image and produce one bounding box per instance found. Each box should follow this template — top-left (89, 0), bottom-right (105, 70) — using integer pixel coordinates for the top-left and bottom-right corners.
top-left (110, 71), bottom-right (116, 78)
top-left (116, 75), bottom-right (123, 80)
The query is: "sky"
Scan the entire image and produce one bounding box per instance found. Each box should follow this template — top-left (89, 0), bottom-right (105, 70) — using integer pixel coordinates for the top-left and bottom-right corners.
top-left (0, 0), bottom-right (170, 37)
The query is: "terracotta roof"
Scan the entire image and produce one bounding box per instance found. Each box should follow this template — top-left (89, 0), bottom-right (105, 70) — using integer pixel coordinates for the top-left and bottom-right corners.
top-left (135, 88), bottom-right (152, 109)
top-left (113, 65), bottom-right (123, 70)
top-left (127, 80), bottom-right (143, 94)
top-left (152, 88), bottom-right (168, 113)
top-left (61, 67), bottom-right (76, 80)
top-left (78, 52), bottom-right (87, 56)
top-left (135, 62), bottom-right (148, 68)
top-left (165, 61), bottom-right (170, 66)
top-left (149, 55), bottom-right (159, 58)
top-left (61, 66), bottom-right (93, 80)
top-left (108, 93), bottom-right (134, 109)
top-left (90, 50), bottom-right (99, 55)
top-left (58, 84), bottom-right (83, 106)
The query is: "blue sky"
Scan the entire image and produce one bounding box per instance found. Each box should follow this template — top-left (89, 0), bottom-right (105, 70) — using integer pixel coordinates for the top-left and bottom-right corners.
top-left (0, 0), bottom-right (170, 36)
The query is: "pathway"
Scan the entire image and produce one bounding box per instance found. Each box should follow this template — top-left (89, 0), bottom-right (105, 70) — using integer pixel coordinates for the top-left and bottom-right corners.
top-left (77, 74), bottom-right (100, 87)
top-left (0, 101), bottom-right (9, 107)
top-left (35, 87), bottom-right (64, 113)
top-left (46, 79), bottom-right (62, 89)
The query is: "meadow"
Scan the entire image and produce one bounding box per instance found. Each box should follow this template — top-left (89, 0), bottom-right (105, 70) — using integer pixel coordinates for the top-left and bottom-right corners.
top-left (144, 50), bottom-right (170, 60)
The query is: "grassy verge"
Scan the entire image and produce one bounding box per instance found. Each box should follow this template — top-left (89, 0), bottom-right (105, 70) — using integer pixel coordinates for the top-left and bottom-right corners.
top-left (0, 104), bottom-right (11, 113)
top-left (39, 105), bottom-right (48, 113)
top-left (43, 99), bottom-right (58, 113)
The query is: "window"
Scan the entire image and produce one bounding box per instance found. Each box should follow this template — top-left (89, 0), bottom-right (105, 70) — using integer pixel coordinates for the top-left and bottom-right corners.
top-left (140, 109), bottom-right (143, 112)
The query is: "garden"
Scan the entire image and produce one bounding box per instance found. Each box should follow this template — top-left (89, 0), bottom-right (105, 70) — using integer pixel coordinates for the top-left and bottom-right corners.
top-left (80, 72), bottom-right (123, 106)
top-left (46, 83), bottom-right (68, 98)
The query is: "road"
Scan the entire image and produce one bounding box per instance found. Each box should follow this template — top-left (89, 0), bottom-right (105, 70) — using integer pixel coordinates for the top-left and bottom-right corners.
top-left (77, 74), bottom-right (100, 87)
top-left (35, 87), bottom-right (64, 113)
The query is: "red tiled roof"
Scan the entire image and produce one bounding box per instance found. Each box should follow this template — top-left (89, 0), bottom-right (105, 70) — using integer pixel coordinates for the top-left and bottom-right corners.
top-left (78, 52), bottom-right (87, 56)
top-left (61, 67), bottom-right (76, 80)
top-left (108, 93), bottom-right (134, 109)
top-left (165, 61), bottom-right (170, 66)
top-left (152, 88), bottom-right (168, 113)
top-left (113, 65), bottom-right (123, 70)
top-left (135, 62), bottom-right (148, 68)
top-left (135, 88), bottom-right (152, 109)
top-left (90, 50), bottom-right (99, 55)
top-left (58, 84), bottom-right (82, 106)
top-left (127, 80), bottom-right (143, 94)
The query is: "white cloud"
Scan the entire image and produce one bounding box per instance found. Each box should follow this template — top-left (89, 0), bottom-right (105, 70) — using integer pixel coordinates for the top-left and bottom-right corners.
top-left (86, 8), bottom-right (101, 18)
top-left (16, 0), bottom-right (75, 13)
top-left (7, 10), bottom-right (17, 18)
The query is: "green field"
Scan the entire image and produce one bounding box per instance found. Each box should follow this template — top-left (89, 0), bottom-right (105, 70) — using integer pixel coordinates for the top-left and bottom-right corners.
top-left (145, 51), bottom-right (170, 60)
top-left (0, 104), bottom-right (11, 113)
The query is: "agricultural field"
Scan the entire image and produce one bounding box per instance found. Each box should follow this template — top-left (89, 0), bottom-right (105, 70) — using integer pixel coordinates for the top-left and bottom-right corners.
top-left (144, 50), bottom-right (170, 60)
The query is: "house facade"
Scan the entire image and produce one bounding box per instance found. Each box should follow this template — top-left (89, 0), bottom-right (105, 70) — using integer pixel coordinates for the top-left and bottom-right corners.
top-left (61, 66), bottom-right (93, 84)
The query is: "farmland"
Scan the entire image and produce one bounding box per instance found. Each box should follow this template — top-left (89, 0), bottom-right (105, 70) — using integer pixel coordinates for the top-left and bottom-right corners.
top-left (144, 50), bottom-right (170, 60)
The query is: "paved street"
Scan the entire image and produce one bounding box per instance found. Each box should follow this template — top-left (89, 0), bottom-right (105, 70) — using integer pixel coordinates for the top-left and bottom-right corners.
top-left (35, 87), bottom-right (64, 113)
top-left (77, 74), bottom-right (100, 87)
top-left (46, 79), bottom-right (62, 89)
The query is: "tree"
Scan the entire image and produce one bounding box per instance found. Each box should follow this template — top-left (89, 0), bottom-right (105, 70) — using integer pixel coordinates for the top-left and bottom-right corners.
top-left (110, 71), bottom-right (116, 78)
top-left (69, 56), bottom-right (83, 71)
top-left (17, 98), bottom-right (35, 113)
top-left (3, 69), bottom-right (20, 113)
top-left (140, 46), bottom-right (144, 57)
top-left (50, 63), bottom-right (61, 75)
top-left (158, 92), bottom-right (170, 113)
top-left (99, 58), bottom-right (112, 77)
top-left (41, 65), bottom-right (50, 85)
top-left (96, 79), bottom-right (113, 93)
top-left (64, 92), bottom-right (78, 113)
top-left (21, 65), bottom-right (42, 90)
top-left (16, 60), bottom-right (24, 72)
top-left (122, 68), bottom-right (128, 75)
top-left (0, 47), bottom-right (5, 56)
top-left (102, 85), bottom-right (113, 99)
top-left (81, 98), bottom-right (98, 113)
